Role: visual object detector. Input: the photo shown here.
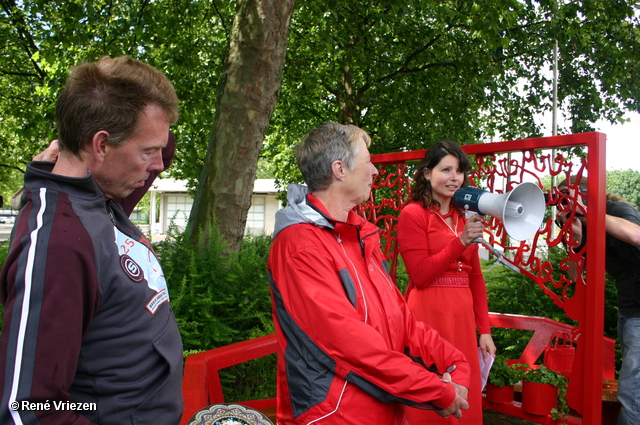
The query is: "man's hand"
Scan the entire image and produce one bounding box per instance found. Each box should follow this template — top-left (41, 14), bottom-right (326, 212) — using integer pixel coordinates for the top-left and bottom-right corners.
top-left (556, 210), bottom-right (585, 247)
top-left (435, 372), bottom-right (469, 419)
top-left (33, 140), bottom-right (59, 162)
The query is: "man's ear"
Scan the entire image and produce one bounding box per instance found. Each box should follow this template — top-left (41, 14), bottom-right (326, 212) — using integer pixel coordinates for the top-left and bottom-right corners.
top-left (91, 131), bottom-right (111, 164)
top-left (331, 160), bottom-right (347, 182)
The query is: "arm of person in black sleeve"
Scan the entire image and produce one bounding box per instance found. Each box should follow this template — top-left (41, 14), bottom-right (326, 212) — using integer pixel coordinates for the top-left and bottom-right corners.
top-left (19, 131), bottom-right (176, 217)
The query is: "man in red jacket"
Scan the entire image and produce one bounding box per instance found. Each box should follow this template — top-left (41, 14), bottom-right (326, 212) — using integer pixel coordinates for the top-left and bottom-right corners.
top-left (268, 121), bottom-right (471, 424)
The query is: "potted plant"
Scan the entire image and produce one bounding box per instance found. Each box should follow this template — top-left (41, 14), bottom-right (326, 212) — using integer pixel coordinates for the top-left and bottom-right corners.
top-left (485, 354), bottom-right (521, 404)
top-left (519, 364), bottom-right (568, 419)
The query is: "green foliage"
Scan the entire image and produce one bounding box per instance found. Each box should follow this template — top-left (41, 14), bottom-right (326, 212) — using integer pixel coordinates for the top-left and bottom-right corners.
top-left (0, 241), bottom-right (8, 265)
top-left (607, 169), bottom-right (640, 208)
top-left (156, 227), bottom-right (276, 401)
top-left (220, 354), bottom-right (276, 402)
top-left (265, 0), bottom-right (640, 187)
top-left (3, 0), bottom-right (639, 200)
top-left (394, 255), bottom-right (409, 295)
top-left (488, 354), bottom-right (522, 387)
top-left (482, 260), bottom-right (567, 323)
top-left (604, 273), bottom-right (621, 371)
top-left (0, 0), bottom-right (235, 196)
top-left (483, 256), bottom-right (574, 359)
top-left (520, 364), bottom-right (566, 386)
top-left (155, 225), bottom-right (274, 353)
top-left (0, 170), bottom-right (24, 211)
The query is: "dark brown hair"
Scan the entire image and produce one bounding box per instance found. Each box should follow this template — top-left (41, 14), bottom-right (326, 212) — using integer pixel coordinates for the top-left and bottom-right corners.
top-left (56, 55), bottom-right (179, 156)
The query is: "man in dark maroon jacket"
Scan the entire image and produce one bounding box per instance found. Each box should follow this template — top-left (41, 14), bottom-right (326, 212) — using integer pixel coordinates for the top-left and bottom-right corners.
top-left (0, 56), bottom-right (183, 425)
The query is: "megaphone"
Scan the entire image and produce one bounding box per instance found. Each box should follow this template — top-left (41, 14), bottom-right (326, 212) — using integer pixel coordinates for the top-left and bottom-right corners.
top-left (452, 182), bottom-right (545, 241)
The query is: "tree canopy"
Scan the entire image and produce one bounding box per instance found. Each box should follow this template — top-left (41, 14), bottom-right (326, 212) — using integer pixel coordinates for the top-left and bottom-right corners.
top-left (607, 169), bottom-right (640, 208)
top-left (0, 0), bottom-right (234, 200)
top-left (1, 0), bottom-right (639, 246)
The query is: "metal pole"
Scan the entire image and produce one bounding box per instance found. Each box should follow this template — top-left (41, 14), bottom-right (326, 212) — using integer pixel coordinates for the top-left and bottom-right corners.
top-left (551, 38), bottom-right (559, 236)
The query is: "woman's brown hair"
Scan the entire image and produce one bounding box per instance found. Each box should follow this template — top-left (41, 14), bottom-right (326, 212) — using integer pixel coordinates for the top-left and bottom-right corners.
top-left (411, 140), bottom-right (471, 209)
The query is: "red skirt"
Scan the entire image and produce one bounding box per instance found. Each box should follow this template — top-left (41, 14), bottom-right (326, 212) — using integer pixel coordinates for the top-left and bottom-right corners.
top-left (404, 284), bottom-right (483, 425)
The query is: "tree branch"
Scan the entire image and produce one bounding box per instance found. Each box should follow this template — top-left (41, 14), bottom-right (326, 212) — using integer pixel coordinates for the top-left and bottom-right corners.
top-left (0, 0), bottom-right (46, 80)
top-left (0, 163), bottom-right (26, 174)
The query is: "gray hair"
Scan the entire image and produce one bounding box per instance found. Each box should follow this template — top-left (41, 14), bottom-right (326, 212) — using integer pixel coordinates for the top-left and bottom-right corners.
top-left (295, 121), bottom-right (371, 192)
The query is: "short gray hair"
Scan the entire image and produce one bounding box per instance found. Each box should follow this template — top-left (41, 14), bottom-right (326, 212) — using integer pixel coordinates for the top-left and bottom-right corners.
top-left (295, 121), bottom-right (371, 191)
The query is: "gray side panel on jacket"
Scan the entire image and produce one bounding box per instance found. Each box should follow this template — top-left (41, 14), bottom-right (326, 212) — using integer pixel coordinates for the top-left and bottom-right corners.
top-left (269, 271), bottom-right (336, 418)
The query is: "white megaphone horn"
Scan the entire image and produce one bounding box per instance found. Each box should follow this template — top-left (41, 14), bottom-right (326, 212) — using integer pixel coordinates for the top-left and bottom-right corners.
top-left (451, 182), bottom-right (545, 241)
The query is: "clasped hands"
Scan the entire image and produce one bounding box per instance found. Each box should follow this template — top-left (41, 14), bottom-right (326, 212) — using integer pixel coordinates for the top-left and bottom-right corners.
top-left (435, 372), bottom-right (469, 419)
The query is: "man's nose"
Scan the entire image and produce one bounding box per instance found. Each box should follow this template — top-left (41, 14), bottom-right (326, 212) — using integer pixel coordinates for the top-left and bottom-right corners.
top-left (150, 151), bottom-right (164, 171)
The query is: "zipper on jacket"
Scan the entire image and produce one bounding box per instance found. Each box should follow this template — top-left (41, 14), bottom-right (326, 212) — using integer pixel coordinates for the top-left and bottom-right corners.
top-left (107, 204), bottom-right (118, 227)
top-left (359, 227), bottom-right (382, 258)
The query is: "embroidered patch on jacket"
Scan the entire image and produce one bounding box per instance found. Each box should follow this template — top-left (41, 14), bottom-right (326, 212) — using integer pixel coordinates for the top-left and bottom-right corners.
top-left (147, 289), bottom-right (169, 314)
top-left (113, 227), bottom-right (170, 313)
top-left (120, 254), bottom-right (144, 283)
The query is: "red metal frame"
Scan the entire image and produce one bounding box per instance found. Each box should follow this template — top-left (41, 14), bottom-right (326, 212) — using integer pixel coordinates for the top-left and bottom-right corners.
top-left (360, 132), bottom-right (609, 424)
top-left (180, 132), bottom-right (612, 425)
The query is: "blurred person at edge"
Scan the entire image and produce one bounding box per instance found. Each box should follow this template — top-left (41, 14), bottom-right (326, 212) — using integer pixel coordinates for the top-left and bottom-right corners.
top-left (556, 176), bottom-right (640, 425)
top-left (267, 121), bottom-right (471, 424)
top-left (396, 141), bottom-right (496, 425)
top-left (0, 56), bottom-right (183, 425)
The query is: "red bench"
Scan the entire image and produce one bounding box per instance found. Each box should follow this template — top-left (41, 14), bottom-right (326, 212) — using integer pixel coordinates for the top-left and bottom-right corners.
top-left (180, 313), bottom-right (616, 424)
top-left (181, 334), bottom-right (277, 425)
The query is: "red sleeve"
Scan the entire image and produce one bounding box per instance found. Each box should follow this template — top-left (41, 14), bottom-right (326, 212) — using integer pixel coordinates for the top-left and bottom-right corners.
top-left (0, 193), bottom-right (100, 425)
top-left (116, 131), bottom-right (175, 216)
top-left (397, 203), bottom-right (466, 288)
top-left (468, 250), bottom-right (491, 334)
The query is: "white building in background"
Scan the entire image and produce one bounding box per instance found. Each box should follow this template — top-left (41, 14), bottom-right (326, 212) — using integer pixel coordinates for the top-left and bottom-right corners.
top-left (148, 178), bottom-right (282, 239)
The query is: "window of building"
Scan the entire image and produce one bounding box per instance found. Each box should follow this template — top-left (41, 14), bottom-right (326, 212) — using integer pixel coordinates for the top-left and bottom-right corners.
top-left (165, 194), bottom-right (193, 231)
top-left (245, 196), bottom-right (265, 235)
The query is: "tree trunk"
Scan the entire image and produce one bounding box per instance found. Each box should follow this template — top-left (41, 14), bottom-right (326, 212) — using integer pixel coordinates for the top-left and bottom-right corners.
top-left (187, 0), bottom-right (295, 252)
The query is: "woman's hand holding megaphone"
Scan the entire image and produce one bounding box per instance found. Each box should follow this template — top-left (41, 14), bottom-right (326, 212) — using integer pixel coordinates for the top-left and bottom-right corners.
top-left (460, 213), bottom-right (485, 246)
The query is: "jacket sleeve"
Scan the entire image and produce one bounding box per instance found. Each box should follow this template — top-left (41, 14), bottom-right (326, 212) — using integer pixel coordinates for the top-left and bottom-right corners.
top-left (0, 193), bottom-right (100, 425)
top-left (269, 244), bottom-right (469, 410)
top-left (397, 204), bottom-right (466, 288)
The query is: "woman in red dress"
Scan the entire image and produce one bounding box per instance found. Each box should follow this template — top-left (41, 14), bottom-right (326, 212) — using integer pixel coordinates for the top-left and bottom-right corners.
top-left (397, 141), bottom-right (496, 424)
